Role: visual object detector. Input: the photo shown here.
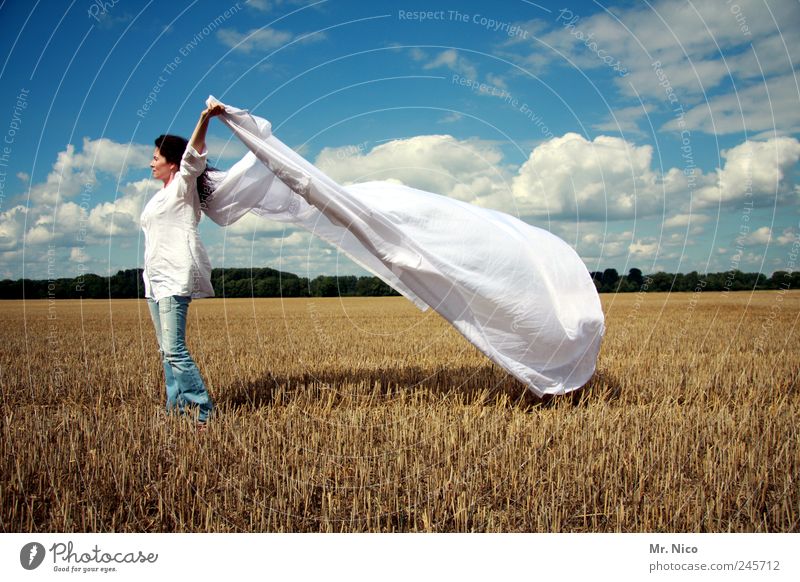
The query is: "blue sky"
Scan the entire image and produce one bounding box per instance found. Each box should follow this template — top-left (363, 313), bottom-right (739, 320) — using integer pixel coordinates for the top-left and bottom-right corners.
top-left (0, 0), bottom-right (798, 281)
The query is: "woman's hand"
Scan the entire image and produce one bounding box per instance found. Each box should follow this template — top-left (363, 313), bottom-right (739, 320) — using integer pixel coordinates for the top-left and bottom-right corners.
top-left (202, 102), bottom-right (226, 119)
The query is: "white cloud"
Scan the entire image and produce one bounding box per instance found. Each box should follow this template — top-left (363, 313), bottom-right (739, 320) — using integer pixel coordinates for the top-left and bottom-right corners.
top-left (411, 48), bottom-right (511, 100)
top-left (740, 226), bottom-right (772, 246)
top-left (739, 226), bottom-right (797, 247)
top-left (24, 201), bottom-right (87, 246)
top-left (207, 228), bottom-right (341, 276)
top-left (216, 26), bottom-right (326, 53)
top-left (629, 239), bottom-right (661, 259)
top-left (206, 135), bottom-right (250, 163)
top-left (244, 0), bottom-right (316, 13)
top-left (87, 185), bottom-right (149, 239)
top-left (0, 205), bottom-right (28, 251)
top-left (420, 49), bottom-right (478, 80)
top-left (510, 132), bottom-right (674, 219)
top-left (438, 112), bottom-right (463, 124)
top-left (29, 137), bottom-right (150, 205)
top-left (317, 132), bottom-right (799, 222)
top-left (217, 27), bottom-right (292, 52)
top-left (335, 131), bottom-right (682, 221)
top-left (224, 212), bottom-right (290, 238)
top-left (1, 140), bottom-right (156, 256)
top-left (593, 104), bottom-right (654, 137)
top-left (502, 0), bottom-right (800, 135)
top-left (663, 74), bottom-right (800, 135)
top-left (69, 246), bottom-right (89, 263)
top-left (776, 227), bottom-right (797, 246)
top-left (315, 134), bottom-right (510, 204)
top-left (663, 213), bottom-right (711, 228)
top-left (5, 125), bottom-right (799, 279)
top-left (563, 0), bottom-right (795, 98)
top-left (576, 229), bottom-right (632, 259)
top-left (244, 0), bottom-right (277, 11)
top-left (695, 136), bottom-right (800, 207)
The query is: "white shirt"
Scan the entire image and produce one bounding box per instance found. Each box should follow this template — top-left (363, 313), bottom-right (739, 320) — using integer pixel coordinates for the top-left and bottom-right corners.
top-left (140, 144), bottom-right (215, 301)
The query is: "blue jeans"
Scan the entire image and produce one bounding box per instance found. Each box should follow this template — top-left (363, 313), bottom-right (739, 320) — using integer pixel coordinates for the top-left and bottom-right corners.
top-left (147, 295), bottom-right (214, 423)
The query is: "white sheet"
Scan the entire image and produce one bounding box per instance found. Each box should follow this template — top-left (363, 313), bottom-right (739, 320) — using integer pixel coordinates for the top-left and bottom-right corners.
top-left (202, 95), bottom-right (605, 396)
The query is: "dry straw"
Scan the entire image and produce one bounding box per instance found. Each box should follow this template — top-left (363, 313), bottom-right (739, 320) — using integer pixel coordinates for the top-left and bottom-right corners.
top-left (1, 293), bottom-right (797, 532)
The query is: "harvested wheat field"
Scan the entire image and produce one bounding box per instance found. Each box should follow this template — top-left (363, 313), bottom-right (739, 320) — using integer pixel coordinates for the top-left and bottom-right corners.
top-left (1, 291), bottom-right (798, 532)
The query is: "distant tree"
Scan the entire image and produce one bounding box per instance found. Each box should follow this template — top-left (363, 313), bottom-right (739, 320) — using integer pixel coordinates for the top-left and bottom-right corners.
top-left (601, 268), bottom-right (619, 292)
top-left (615, 278), bottom-right (638, 293)
top-left (769, 271), bottom-right (790, 289)
top-left (684, 271), bottom-right (700, 291)
top-left (704, 271), bottom-right (726, 291)
top-left (0, 279), bottom-right (23, 299)
top-left (336, 275), bottom-right (358, 296)
top-left (627, 268), bottom-right (644, 289)
top-left (310, 275), bottom-right (338, 297)
top-left (281, 277), bottom-right (309, 297)
top-left (649, 272), bottom-right (674, 292)
top-left (107, 269), bottom-right (143, 298)
top-left (356, 276), bottom-right (398, 296)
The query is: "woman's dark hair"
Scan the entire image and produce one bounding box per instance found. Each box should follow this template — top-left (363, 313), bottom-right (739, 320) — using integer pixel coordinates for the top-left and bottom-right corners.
top-left (154, 134), bottom-right (218, 207)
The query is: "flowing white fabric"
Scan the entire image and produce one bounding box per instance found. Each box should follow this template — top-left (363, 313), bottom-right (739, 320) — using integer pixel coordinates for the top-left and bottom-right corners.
top-left (202, 95), bottom-right (605, 396)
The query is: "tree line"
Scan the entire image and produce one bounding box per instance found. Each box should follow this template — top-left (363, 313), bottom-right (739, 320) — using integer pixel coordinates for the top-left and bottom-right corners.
top-left (0, 268), bottom-right (399, 299)
top-left (590, 268), bottom-right (800, 293)
top-left (0, 266), bottom-right (797, 299)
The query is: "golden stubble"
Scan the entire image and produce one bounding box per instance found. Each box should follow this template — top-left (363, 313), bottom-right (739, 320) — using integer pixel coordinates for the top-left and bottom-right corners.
top-left (1, 292), bottom-right (797, 532)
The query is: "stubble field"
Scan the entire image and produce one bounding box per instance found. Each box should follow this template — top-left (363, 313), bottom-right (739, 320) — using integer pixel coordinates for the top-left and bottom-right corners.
top-left (1, 291), bottom-right (798, 532)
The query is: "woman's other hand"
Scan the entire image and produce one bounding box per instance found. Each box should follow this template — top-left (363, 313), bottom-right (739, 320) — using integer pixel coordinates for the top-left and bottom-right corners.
top-left (203, 102), bottom-right (226, 119)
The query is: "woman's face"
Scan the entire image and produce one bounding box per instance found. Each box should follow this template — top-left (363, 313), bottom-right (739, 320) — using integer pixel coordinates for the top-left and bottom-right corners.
top-left (150, 147), bottom-right (176, 183)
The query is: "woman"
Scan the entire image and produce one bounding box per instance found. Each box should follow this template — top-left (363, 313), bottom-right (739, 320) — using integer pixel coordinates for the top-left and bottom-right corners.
top-left (141, 102), bottom-right (225, 429)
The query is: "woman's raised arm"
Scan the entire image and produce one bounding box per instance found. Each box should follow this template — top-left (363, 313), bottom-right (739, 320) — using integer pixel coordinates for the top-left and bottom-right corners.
top-left (188, 101), bottom-right (225, 154)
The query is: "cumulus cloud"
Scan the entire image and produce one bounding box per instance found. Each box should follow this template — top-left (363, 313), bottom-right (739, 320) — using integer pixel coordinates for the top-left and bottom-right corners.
top-left (5, 127), bottom-right (799, 279)
top-left (207, 228), bottom-right (340, 277)
top-left (0, 139), bottom-right (157, 258)
top-left (694, 136), bottom-right (800, 207)
top-left (510, 132), bottom-right (676, 219)
top-left (29, 137), bottom-right (150, 205)
top-left (628, 239), bottom-right (661, 260)
top-left (0, 205), bottom-right (28, 251)
top-left (315, 132), bottom-right (799, 223)
top-left (87, 180), bottom-right (152, 239)
top-left (776, 228), bottom-right (797, 246)
top-left (663, 213), bottom-right (711, 228)
top-left (315, 134), bottom-right (511, 204)
top-left (739, 226), bottom-right (797, 247)
top-left (69, 246), bottom-right (89, 263)
top-left (576, 230), bottom-right (632, 259)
